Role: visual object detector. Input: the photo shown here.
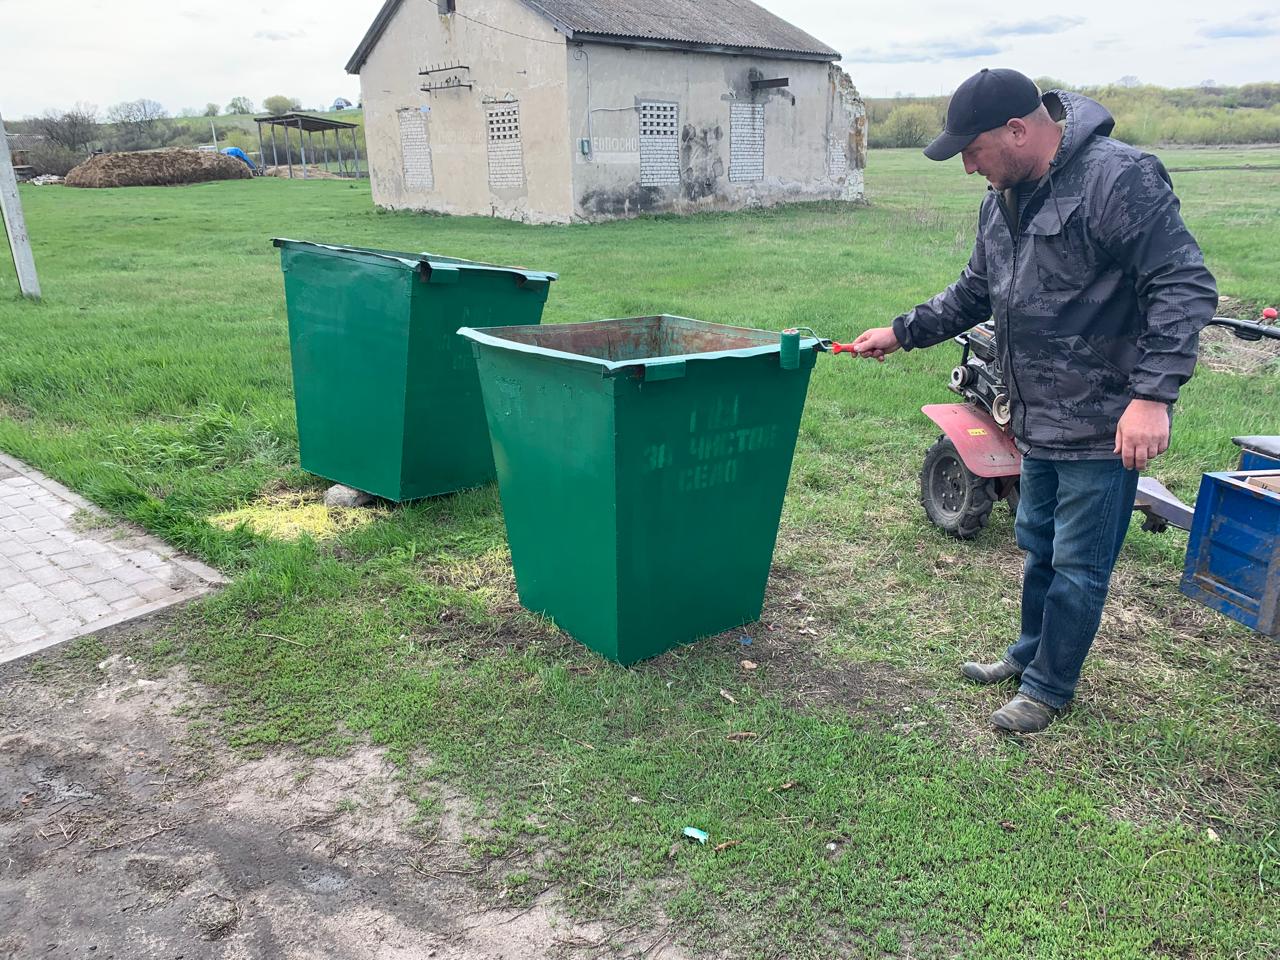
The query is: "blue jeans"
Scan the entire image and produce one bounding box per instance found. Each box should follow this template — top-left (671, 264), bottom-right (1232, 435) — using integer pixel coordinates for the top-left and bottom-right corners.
top-left (1004, 457), bottom-right (1139, 709)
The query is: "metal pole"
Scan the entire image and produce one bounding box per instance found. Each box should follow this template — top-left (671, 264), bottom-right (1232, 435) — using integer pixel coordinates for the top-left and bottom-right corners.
top-left (270, 122), bottom-right (279, 170)
top-left (322, 129), bottom-right (330, 172)
top-left (256, 121), bottom-right (266, 175)
top-left (298, 120), bottom-right (308, 178)
top-left (335, 128), bottom-right (346, 176)
top-left (284, 123), bottom-right (293, 179)
top-left (209, 119), bottom-right (217, 148)
top-left (0, 113), bottom-right (41, 300)
top-left (351, 127), bottom-right (362, 178)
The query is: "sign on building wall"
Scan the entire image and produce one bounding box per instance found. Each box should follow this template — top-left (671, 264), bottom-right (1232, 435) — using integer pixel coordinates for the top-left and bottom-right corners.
top-left (729, 103), bottom-right (765, 182)
top-left (638, 102), bottom-right (680, 187)
top-left (397, 108), bottom-right (434, 190)
top-left (486, 104), bottom-right (526, 189)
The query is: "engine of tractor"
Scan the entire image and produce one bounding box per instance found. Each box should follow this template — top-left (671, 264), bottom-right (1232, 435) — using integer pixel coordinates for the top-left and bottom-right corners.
top-left (948, 322), bottom-right (1012, 428)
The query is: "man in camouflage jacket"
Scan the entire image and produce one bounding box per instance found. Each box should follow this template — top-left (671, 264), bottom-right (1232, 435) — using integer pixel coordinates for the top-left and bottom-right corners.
top-left (853, 68), bottom-right (1218, 732)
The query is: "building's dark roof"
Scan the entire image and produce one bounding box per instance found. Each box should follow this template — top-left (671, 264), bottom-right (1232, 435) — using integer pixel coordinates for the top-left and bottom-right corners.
top-left (6, 133), bottom-right (46, 150)
top-left (346, 0), bottom-right (839, 74)
top-left (254, 113), bottom-right (358, 132)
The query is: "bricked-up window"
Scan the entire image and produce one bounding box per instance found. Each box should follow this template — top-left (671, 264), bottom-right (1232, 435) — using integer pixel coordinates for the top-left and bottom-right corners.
top-left (397, 108), bottom-right (434, 190)
top-left (638, 101), bottom-right (680, 186)
top-left (486, 104), bottom-right (525, 189)
top-left (827, 135), bottom-right (849, 178)
top-left (729, 102), bottom-right (765, 182)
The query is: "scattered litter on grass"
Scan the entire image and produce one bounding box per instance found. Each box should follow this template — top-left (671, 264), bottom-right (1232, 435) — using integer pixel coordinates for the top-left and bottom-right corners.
top-left (65, 150), bottom-right (252, 188)
top-left (719, 689), bottom-right (738, 704)
top-left (739, 635), bottom-right (753, 646)
top-left (28, 174), bottom-right (64, 185)
top-left (210, 491), bottom-right (384, 542)
top-left (741, 660), bottom-right (758, 671)
top-left (681, 827), bottom-right (709, 845)
top-left (714, 840), bottom-right (742, 853)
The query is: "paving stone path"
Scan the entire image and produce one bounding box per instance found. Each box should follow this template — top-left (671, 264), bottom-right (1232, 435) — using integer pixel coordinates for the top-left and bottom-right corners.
top-left (0, 452), bottom-right (224, 664)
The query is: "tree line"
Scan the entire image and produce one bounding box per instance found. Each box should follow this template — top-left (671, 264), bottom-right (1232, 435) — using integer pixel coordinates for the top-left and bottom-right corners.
top-left (871, 80), bottom-right (1280, 149)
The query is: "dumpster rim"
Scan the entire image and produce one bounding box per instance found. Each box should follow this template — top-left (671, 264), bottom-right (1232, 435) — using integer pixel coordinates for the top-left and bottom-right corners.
top-left (272, 238), bottom-right (558, 283)
top-left (457, 315), bottom-right (819, 375)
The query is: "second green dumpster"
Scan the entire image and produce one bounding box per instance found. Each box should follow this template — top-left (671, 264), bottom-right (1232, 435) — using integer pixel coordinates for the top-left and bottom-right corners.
top-left (276, 239), bottom-right (556, 502)
top-left (459, 315), bottom-right (819, 665)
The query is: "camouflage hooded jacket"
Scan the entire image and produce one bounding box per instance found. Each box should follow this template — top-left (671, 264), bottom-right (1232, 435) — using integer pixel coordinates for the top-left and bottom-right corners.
top-left (892, 91), bottom-right (1219, 460)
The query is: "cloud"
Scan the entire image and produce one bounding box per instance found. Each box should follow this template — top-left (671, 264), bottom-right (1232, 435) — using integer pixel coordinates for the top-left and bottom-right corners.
top-left (845, 16), bottom-right (1085, 65)
top-left (253, 28), bottom-right (307, 42)
top-left (988, 17), bottom-right (1085, 37)
top-left (847, 39), bottom-right (1004, 64)
top-left (1198, 13), bottom-right (1280, 38)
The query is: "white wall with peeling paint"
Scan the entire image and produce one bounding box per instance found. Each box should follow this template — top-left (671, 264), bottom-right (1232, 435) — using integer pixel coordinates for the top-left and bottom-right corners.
top-left (359, 0), bottom-right (575, 223)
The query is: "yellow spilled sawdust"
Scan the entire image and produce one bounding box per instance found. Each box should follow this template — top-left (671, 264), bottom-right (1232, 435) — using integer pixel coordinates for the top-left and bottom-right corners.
top-left (210, 493), bottom-right (383, 541)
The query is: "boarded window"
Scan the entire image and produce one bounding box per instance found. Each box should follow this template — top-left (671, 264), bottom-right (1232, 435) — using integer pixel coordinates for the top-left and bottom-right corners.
top-left (397, 108), bottom-right (434, 190)
top-left (638, 101), bottom-right (680, 186)
top-left (486, 104), bottom-right (525, 189)
top-left (729, 102), bottom-right (765, 182)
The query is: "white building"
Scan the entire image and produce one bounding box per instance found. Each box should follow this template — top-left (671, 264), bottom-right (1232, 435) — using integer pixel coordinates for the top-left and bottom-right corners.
top-left (347, 0), bottom-right (867, 223)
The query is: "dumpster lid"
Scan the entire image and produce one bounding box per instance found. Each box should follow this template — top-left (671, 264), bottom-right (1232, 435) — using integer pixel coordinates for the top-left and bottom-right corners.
top-left (458, 315), bottom-right (819, 378)
top-left (271, 238), bottom-right (558, 283)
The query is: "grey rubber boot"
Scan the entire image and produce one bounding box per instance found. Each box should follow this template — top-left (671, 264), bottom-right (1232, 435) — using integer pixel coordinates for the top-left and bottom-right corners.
top-left (960, 658), bottom-right (1022, 685)
top-left (990, 694), bottom-right (1062, 734)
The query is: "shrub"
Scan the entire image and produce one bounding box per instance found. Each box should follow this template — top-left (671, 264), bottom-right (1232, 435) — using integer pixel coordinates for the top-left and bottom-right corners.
top-left (25, 142), bottom-right (84, 176)
top-left (880, 104), bottom-right (941, 148)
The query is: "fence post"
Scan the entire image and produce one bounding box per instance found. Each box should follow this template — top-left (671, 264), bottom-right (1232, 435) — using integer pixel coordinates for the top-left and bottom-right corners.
top-left (0, 113), bottom-right (41, 300)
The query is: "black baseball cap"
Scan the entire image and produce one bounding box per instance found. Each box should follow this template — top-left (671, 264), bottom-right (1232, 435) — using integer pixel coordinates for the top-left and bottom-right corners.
top-left (924, 68), bottom-right (1043, 161)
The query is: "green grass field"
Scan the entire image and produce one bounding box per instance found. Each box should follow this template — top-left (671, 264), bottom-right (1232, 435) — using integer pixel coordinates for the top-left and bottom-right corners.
top-left (3, 148), bottom-right (1278, 958)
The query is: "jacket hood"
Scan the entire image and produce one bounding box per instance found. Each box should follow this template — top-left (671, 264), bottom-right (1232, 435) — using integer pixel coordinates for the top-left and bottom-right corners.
top-left (1044, 91), bottom-right (1115, 167)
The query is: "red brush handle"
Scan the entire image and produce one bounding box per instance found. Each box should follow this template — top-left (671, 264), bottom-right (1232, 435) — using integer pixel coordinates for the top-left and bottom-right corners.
top-left (830, 341), bottom-right (858, 355)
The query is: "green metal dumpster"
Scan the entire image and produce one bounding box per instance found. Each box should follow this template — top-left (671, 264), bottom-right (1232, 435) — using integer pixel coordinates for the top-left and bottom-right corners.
top-left (458, 315), bottom-right (819, 665)
top-left (275, 239), bottom-right (556, 501)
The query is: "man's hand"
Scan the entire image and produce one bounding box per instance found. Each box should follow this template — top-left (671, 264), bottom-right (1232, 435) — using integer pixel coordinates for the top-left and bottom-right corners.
top-left (1114, 399), bottom-right (1171, 471)
top-left (851, 327), bottom-right (902, 362)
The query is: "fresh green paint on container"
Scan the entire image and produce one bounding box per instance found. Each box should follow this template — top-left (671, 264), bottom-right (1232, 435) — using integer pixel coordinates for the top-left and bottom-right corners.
top-left (459, 315), bottom-right (819, 665)
top-left (275, 239), bottom-right (555, 501)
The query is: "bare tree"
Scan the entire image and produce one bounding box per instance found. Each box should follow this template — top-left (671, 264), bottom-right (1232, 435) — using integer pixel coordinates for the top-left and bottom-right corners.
top-left (204, 103), bottom-right (221, 117)
top-left (107, 99), bottom-right (169, 134)
top-left (226, 96), bottom-right (255, 115)
top-left (36, 102), bottom-right (98, 152)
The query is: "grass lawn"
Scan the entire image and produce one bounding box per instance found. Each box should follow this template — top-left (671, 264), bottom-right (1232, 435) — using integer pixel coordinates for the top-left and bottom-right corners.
top-left (2, 148), bottom-right (1278, 958)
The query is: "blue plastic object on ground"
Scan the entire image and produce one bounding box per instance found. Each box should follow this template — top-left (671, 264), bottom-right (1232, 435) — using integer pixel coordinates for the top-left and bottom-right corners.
top-left (221, 146), bottom-right (256, 170)
top-left (1180, 470), bottom-right (1280, 639)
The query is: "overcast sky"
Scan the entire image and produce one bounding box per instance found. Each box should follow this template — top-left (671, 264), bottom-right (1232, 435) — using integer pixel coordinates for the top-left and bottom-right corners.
top-left (2, 0), bottom-right (1278, 118)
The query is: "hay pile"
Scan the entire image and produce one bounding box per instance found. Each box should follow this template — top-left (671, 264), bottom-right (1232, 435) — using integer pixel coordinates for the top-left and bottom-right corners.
top-left (65, 150), bottom-right (252, 188)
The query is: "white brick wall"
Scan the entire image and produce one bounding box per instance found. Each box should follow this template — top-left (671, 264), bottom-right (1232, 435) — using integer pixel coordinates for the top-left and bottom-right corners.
top-left (397, 109), bottom-right (434, 191)
top-left (486, 105), bottom-right (526, 189)
top-left (827, 135), bottom-right (849, 178)
top-left (729, 102), bottom-right (765, 182)
top-left (639, 101), bottom-right (680, 187)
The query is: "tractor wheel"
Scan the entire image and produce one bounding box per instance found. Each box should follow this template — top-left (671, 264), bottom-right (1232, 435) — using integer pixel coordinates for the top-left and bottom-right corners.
top-left (920, 436), bottom-right (997, 540)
